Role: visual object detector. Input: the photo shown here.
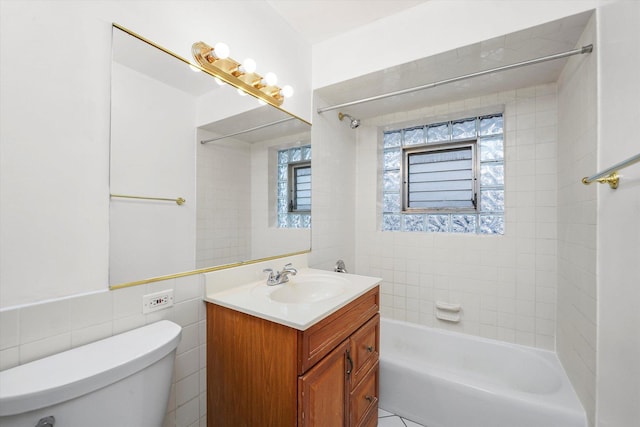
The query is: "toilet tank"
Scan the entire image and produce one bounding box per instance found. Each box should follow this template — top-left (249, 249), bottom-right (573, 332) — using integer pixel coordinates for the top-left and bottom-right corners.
top-left (0, 320), bottom-right (181, 427)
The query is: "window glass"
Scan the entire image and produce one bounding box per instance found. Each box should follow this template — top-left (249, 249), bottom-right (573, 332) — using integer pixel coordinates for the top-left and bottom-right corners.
top-left (277, 145), bottom-right (311, 228)
top-left (382, 113), bottom-right (504, 234)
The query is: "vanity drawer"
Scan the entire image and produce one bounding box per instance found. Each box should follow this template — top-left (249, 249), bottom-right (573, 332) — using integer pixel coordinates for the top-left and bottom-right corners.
top-left (349, 361), bottom-right (379, 427)
top-left (349, 313), bottom-right (379, 390)
top-left (297, 286), bottom-right (379, 374)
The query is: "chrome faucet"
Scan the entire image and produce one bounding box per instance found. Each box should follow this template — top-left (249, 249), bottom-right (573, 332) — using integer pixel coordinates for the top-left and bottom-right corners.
top-left (334, 259), bottom-right (348, 273)
top-left (263, 263), bottom-right (298, 286)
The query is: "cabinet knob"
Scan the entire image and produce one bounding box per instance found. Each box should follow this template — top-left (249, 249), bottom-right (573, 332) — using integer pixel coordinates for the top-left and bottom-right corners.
top-left (365, 395), bottom-right (373, 403)
top-left (366, 345), bottom-right (374, 352)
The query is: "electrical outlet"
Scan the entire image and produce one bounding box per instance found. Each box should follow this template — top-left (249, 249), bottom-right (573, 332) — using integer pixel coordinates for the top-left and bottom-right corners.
top-left (142, 289), bottom-right (174, 314)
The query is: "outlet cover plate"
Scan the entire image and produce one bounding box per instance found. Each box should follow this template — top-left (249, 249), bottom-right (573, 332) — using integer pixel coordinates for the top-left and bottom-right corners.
top-left (142, 289), bottom-right (174, 314)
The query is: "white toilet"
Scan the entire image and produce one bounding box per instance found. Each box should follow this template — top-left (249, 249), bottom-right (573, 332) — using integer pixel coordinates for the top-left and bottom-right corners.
top-left (0, 320), bottom-right (181, 427)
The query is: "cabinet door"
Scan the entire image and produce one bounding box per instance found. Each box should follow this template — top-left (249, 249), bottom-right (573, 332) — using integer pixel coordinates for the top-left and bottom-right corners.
top-left (349, 361), bottom-right (379, 427)
top-left (349, 314), bottom-right (379, 390)
top-left (298, 340), bottom-right (349, 427)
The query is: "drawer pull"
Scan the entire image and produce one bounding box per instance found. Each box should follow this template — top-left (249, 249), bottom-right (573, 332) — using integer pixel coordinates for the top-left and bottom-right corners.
top-left (365, 395), bottom-right (373, 403)
top-left (366, 345), bottom-right (374, 352)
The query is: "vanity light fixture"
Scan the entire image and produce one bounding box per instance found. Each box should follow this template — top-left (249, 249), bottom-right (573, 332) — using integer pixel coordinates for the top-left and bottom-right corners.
top-left (192, 40), bottom-right (293, 107)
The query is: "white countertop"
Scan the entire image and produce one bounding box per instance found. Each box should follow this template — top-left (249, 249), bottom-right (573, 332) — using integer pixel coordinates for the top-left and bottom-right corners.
top-left (204, 268), bottom-right (380, 330)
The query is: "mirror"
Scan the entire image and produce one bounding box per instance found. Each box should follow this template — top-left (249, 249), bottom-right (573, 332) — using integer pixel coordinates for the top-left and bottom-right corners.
top-left (109, 25), bottom-right (311, 287)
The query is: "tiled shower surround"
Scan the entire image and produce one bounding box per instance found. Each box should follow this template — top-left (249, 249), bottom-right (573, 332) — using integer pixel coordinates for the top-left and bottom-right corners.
top-left (556, 14), bottom-right (597, 424)
top-left (355, 84), bottom-right (559, 350)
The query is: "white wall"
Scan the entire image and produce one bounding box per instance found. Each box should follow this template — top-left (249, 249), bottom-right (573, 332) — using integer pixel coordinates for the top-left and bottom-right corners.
top-left (556, 14), bottom-right (598, 425)
top-left (352, 86), bottom-right (559, 349)
top-left (0, 0), bottom-right (311, 309)
top-left (596, 1), bottom-right (640, 425)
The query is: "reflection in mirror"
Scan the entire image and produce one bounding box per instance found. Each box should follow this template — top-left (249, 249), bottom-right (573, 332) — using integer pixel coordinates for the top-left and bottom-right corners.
top-left (109, 25), bottom-right (311, 287)
top-left (195, 107), bottom-right (311, 269)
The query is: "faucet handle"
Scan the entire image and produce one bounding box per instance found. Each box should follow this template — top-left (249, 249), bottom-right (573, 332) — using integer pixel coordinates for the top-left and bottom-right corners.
top-left (263, 268), bottom-right (278, 285)
top-left (282, 263), bottom-right (297, 274)
top-left (263, 268), bottom-right (274, 279)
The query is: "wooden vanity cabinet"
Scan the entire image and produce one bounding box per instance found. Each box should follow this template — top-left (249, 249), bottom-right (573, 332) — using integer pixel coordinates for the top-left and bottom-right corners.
top-left (206, 286), bottom-right (379, 427)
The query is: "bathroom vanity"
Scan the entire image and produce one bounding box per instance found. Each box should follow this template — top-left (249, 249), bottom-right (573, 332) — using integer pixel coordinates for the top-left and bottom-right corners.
top-left (205, 268), bottom-right (380, 427)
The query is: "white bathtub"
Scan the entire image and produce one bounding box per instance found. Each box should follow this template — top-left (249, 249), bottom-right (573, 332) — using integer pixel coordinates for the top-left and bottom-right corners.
top-left (379, 318), bottom-right (587, 427)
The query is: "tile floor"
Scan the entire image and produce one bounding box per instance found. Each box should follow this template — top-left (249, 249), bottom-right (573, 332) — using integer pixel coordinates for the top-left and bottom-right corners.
top-left (378, 408), bottom-right (426, 427)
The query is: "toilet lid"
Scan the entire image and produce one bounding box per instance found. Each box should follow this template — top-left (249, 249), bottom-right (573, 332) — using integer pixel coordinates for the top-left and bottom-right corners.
top-left (0, 320), bottom-right (181, 416)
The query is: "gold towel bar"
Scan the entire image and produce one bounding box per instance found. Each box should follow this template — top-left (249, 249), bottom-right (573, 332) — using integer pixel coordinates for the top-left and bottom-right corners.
top-left (110, 194), bottom-right (186, 205)
top-left (582, 152), bottom-right (640, 190)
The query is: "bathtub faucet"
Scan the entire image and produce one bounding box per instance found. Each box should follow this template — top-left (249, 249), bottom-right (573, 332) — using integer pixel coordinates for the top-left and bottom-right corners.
top-left (263, 263), bottom-right (297, 286)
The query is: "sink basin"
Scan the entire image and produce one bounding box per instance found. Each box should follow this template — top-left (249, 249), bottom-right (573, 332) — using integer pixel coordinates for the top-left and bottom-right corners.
top-left (267, 274), bottom-right (348, 304)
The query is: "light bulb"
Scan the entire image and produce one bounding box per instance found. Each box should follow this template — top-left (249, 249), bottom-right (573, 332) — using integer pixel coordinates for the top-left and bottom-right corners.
top-left (280, 85), bottom-right (294, 98)
top-left (263, 72), bottom-right (278, 86)
top-left (242, 58), bottom-right (257, 74)
top-left (213, 42), bottom-right (230, 59)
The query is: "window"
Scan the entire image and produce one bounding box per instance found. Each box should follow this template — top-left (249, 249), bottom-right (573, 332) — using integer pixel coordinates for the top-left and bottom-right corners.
top-left (277, 145), bottom-right (311, 228)
top-left (382, 113), bottom-right (504, 234)
top-left (289, 162), bottom-right (311, 212)
top-left (404, 143), bottom-right (476, 211)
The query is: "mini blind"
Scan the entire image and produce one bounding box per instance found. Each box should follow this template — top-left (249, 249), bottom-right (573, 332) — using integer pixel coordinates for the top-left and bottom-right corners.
top-left (292, 164), bottom-right (311, 211)
top-left (406, 146), bottom-right (475, 210)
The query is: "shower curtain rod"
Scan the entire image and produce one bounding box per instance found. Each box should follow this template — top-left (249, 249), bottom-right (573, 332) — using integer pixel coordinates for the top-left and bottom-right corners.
top-left (317, 44), bottom-right (593, 114)
top-left (200, 117), bottom-right (295, 144)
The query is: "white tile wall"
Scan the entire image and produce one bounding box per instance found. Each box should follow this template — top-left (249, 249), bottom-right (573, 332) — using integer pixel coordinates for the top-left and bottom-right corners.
top-left (309, 94), bottom-right (357, 271)
top-left (195, 129), bottom-right (311, 267)
top-left (354, 84), bottom-right (559, 350)
top-left (196, 135), bottom-right (252, 269)
top-left (0, 274), bottom-right (207, 427)
top-left (556, 14), bottom-right (597, 426)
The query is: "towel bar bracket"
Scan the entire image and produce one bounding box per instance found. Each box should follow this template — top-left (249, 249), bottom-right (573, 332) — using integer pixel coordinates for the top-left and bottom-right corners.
top-left (582, 172), bottom-right (619, 190)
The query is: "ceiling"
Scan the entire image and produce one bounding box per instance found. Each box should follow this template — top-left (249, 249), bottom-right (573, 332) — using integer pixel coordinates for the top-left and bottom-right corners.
top-left (313, 10), bottom-right (594, 120)
top-left (266, 0), bottom-right (430, 44)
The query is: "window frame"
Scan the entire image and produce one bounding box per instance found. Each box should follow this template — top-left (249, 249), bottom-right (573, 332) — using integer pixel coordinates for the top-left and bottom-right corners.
top-left (380, 111), bottom-right (505, 235)
top-left (402, 139), bottom-right (480, 213)
top-left (288, 160), bottom-right (311, 213)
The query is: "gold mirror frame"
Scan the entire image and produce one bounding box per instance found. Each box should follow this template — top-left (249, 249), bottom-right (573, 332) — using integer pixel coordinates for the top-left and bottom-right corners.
top-left (109, 24), bottom-right (310, 290)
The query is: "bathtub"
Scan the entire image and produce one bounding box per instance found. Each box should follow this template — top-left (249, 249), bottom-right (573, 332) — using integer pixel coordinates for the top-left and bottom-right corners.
top-left (379, 318), bottom-right (587, 427)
